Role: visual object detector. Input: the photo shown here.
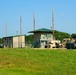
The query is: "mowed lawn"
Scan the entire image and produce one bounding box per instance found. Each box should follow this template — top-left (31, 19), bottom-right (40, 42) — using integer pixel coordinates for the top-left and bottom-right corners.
top-left (0, 48), bottom-right (76, 75)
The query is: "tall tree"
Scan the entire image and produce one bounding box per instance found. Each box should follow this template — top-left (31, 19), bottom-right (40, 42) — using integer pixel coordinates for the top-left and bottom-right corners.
top-left (25, 34), bottom-right (34, 44)
top-left (54, 30), bottom-right (70, 41)
top-left (0, 38), bottom-right (3, 44)
top-left (71, 34), bottom-right (76, 39)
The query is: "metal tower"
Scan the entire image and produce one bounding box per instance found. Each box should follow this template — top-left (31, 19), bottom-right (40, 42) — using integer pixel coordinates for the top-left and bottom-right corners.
top-left (20, 16), bottom-right (22, 47)
top-left (6, 20), bottom-right (8, 37)
top-left (33, 13), bottom-right (36, 31)
top-left (52, 8), bottom-right (54, 40)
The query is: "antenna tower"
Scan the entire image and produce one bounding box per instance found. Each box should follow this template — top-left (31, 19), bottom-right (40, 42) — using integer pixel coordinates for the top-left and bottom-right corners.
top-left (52, 8), bottom-right (54, 40)
top-left (20, 16), bottom-right (22, 47)
top-left (33, 13), bottom-right (36, 31)
top-left (6, 20), bottom-right (8, 37)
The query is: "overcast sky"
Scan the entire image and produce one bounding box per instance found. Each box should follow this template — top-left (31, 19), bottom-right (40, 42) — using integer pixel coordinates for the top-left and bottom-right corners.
top-left (0, 0), bottom-right (76, 37)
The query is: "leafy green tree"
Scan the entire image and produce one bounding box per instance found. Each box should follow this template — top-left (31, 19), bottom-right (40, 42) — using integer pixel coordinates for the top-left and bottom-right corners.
top-left (25, 34), bottom-right (34, 44)
top-left (0, 38), bottom-right (3, 44)
top-left (71, 34), bottom-right (76, 39)
top-left (54, 30), bottom-right (70, 41)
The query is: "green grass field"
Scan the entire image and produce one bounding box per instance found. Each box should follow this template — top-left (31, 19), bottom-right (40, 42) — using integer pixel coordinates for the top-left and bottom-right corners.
top-left (0, 48), bottom-right (76, 75)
